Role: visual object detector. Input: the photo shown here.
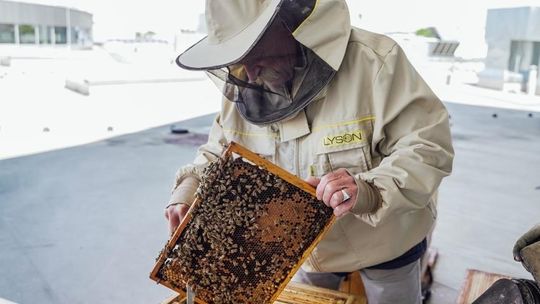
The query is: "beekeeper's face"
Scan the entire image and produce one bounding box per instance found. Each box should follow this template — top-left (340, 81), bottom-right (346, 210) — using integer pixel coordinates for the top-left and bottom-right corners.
top-left (239, 21), bottom-right (298, 91)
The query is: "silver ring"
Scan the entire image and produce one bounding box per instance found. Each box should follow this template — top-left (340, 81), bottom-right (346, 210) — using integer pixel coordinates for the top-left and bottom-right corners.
top-left (341, 189), bottom-right (351, 202)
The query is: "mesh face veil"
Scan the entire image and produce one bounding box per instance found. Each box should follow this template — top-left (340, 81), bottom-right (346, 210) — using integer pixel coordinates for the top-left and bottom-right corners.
top-left (205, 0), bottom-right (336, 125)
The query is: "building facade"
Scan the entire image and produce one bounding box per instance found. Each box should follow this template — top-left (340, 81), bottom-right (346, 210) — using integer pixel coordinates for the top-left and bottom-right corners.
top-left (478, 7), bottom-right (540, 94)
top-left (0, 0), bottom-right (92, 48)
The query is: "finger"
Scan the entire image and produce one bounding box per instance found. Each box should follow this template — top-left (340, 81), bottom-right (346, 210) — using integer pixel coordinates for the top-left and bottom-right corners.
top-left (334, 168), bottom-right (355, 185)
top-left (170, 205), bottom-right (187, 235)
top-left (169, 212), bottom-right (180, 236)
top-left (315, 177), bottom-right (328, 201)
top-left (334, 168), bottom-right (348, 175)
top-left (322, 179), bottom-right (342, 205)
top-left (329, 190), bottom-right (344, 209)
top-left (164, 207), bottom-right (170, 220)
top-left (178, 204), bottom-right (190, 220)
top-left (316, 172), bottom-right (340, 200)
top-left (513, 240), bottom-right (526, 262)
top-left (334, 199), bottom-right (355, 217)
top-left (305, 176), bottom-right (321, 187)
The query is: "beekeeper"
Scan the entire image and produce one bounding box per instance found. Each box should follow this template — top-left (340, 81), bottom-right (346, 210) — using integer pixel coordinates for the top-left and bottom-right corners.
top-left (164, 0), bottom-right (454, 303)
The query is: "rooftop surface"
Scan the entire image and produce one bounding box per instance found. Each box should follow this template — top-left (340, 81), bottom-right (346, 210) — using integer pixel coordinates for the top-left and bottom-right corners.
top-left (2, 45), bottom-right (540, 303)
top-left (1, 101), bottom-right (539, 303)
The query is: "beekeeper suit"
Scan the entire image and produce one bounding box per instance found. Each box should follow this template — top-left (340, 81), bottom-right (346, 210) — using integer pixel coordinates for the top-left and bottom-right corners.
top-left (164, 0), bottom-right (454, 303)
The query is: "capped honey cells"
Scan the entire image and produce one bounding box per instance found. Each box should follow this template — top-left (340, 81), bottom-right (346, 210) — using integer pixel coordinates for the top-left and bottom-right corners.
top-left (152, 143), bottom-right (334, 304)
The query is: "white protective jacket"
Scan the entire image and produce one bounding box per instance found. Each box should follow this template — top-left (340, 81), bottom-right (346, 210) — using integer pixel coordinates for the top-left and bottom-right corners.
top-left (168, 0), bottom-right (454, 272)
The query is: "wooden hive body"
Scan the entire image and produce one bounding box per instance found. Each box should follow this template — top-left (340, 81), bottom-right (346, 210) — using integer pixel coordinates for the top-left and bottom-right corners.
top-left (150, 142), bottom-right (336, 304)
top-left (457, 269), bottom-right (511, 304)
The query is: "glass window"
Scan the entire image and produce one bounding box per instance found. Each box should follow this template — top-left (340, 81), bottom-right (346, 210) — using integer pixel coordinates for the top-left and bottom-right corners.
top-left (80, 28), bottom-right (92, 43)
top-left (71, 27), bottom-right (79, 44)
top-left (19, 24), bottom-right (36, 44)
top-left (508, 40), bottom-right (530, 73)
top-left (532, 42), bottom-right (540, 68)
top-left (54, 26), bottom-right (67, 44)
top-left (508, 40), bottom-right (540, 73)
top-left (39, 25), bottom-right (52, 44)
top-left (0, 24), bottom-right (15, 44)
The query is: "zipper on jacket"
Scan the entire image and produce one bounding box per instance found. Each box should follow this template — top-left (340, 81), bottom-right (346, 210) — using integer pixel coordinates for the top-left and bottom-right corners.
top-left (295, 137), bottom-right (324, 272)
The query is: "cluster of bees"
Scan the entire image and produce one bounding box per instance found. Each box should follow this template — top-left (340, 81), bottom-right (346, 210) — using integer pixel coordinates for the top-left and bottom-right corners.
top-left (157, 155), bottom-right (334, 304)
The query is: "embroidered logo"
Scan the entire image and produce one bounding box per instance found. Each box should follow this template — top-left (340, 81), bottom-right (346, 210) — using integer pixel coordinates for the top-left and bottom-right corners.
top-left (322, 130), bottom-right (364, 147)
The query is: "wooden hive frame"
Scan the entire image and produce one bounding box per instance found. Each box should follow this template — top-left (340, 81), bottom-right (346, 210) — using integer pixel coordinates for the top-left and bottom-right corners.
top-left (150, 142), bottom-right (337, 304)
top-left (161, 282), bottom-right (365, 304)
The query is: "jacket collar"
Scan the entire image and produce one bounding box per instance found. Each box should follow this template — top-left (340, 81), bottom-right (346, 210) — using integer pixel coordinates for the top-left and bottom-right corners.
top-left (279, 109), bottom-right (311, 142)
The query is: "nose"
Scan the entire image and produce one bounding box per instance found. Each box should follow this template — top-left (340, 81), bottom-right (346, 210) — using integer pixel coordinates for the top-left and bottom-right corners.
top-left (243, 64), bottom-right (262, 83)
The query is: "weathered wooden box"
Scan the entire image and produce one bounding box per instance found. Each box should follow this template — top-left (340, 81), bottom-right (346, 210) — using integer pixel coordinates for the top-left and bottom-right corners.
top-left (457, 269), bottom-right (510, 304)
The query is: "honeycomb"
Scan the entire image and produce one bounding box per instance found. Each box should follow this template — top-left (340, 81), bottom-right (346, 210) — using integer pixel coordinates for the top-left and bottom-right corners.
top-left (152, 143), bottom-right (334, 304)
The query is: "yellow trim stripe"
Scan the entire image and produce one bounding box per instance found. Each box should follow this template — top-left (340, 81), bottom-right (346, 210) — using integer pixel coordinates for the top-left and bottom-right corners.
top-left (292, 0), bottom-right (319, 36)
top-left (223, 116), bottom-right (375, 138)
top-left (223, 129), bottom-right (278, 138)
top-left (312, 116), bottom-right (376, 132)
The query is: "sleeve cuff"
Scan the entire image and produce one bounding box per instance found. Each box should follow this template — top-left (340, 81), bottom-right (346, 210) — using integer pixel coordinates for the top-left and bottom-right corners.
top-left (167, 176), bottom-right (200, 207)
top-left (349, 171), bottom-right (382, 215)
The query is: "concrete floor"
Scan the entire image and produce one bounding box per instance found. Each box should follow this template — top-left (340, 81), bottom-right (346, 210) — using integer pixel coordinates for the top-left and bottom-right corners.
top-left (428, 103), bottom-right (540, 303)
top-left (0, 103), bottom-right (539, 303)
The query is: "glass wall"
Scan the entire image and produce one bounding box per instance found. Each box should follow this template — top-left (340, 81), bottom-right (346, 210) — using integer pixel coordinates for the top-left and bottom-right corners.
top-left (0, 24), bottom-right (16, 44)
top-left (39, 25), bottom-right (52, 44)
top-left (70, 27), bottom-right (78, 44)
top-left (532, 42), bottom-right (540, 68)
top-left (77, 27), bottom-right (92, 47)
top-left (19, 24), bottom-right (36, 44)
top-left (509, 40), bottom-right (540, 73)
top-left (54, 26), bottom-right (67, 44)
top-left (0, 24), bottom-right (92, 46)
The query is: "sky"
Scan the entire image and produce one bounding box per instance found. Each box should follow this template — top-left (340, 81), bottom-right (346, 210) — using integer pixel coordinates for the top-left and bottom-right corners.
top-left (15, 0), bottom-right (540, 58)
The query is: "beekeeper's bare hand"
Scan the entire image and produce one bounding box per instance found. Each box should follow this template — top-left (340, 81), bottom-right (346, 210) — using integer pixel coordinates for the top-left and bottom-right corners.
top-left (513, 224), bottom-right (540, 262)
top-left (164, 203), bottom-right (190, 235)
top-left (305, 168), bottom-right (357, 217)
